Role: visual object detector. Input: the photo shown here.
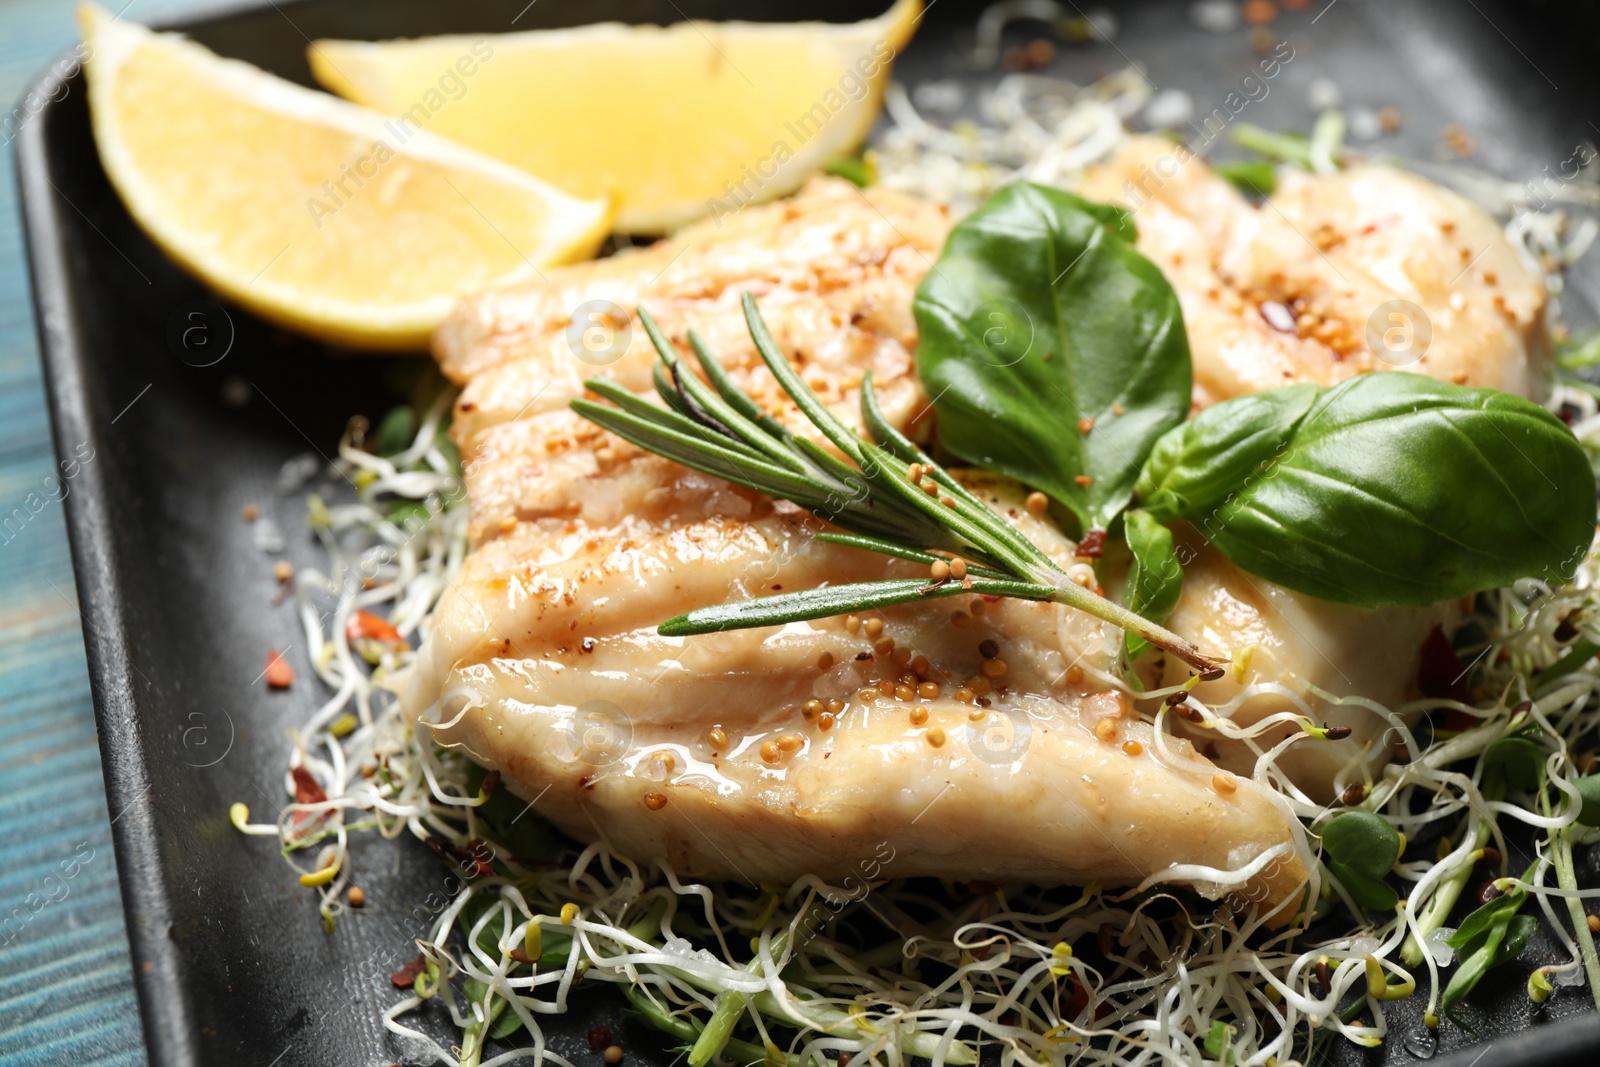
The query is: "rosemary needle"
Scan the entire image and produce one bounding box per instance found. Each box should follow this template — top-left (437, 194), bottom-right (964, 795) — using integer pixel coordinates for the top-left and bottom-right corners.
top-left (570, 292), bottom-right (1224, 675)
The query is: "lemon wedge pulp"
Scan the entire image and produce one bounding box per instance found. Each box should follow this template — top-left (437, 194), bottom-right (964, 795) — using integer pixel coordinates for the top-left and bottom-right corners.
top-left (79, 3), bottom-right (612, 350)
top-left (308, 0), bottom-right (920, 234)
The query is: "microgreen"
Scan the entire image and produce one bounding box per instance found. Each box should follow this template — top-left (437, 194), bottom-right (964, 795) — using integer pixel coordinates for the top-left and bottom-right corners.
top-left (1320, 811), bottom-right (1401, 912)
top-left (1441, 864), bottom-right (1538, 1016)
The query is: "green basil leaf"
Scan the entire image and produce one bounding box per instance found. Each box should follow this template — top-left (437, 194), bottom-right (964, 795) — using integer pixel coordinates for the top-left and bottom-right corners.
top-left (1135, 373), bottom-right (1597, 609)
top-left (913, 182), bottom-right (1192, 533)
top-left (1137, 384), bottom-right (1318, 522)
top-left (1123, 509), bottom-right (1183, 659)
top-left (1574, 774), bottom-right (1600, 826)
top-left (1483, 737), bottom-right (1544, 793)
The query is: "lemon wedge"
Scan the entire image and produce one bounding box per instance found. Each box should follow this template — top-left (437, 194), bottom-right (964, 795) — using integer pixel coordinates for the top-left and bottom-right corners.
top-left (79, 4), bottom-right (611, 350)
top-left (307, 0), bottom-right (920, 233)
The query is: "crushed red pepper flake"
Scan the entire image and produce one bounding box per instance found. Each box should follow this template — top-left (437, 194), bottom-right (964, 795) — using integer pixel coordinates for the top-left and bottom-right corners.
top-left (390, 955), bottom-right (427, 989)
top-left (292, 766), bottom-right (328, 805)
top-left (347, 609), bottom-right (407, 649)
top-left (264, 648), bottom-right (294, 689)
top-left (1076, 529), bottom-right (1107, 558)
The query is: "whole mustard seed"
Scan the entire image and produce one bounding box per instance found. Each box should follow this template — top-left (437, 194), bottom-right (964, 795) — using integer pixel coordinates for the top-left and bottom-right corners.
top-left (1213, 771), bottom-right (1239, 796)
top-left (707, 725), bottom-right (728, 750)
top-left (926, 726), bottom-right (946, 748)
top-left (910, 706), bottom-right (929, 726)
top-left (644, 792), bottom-right (668, 811)
top-left (603, 1046), bottom-right (624, 1064)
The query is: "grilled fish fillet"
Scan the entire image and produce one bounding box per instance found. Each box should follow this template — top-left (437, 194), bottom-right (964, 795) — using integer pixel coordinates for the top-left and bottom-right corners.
top-left (415, 162), bottom-right (1543, 902)
top-left (1077, 136), bottom-right (1550, 406)
top-left (417, 178), bottom-right (1311, 913)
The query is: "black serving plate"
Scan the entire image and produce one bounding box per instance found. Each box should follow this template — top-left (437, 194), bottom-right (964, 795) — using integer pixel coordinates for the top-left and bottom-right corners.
top-left (18, 0), bottom-right (1600, 1063)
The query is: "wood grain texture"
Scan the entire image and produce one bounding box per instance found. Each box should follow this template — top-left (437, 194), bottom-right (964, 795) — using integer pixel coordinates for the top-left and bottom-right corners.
top-left (1, 3), bottom-right (218, 1063)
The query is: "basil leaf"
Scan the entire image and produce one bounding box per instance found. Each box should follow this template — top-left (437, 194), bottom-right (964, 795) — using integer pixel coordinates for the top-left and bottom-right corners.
top-left (913, 182), bottom-right (1192, 533)
top-left (1137, 384), bottom-right (1318, 521)
top-left (1136, 373), bottom-right (1597, 609)
top-left (1321, 811), bottom-right (1401, 911)
top-left (1123, 510), bottom-right (1183, 659)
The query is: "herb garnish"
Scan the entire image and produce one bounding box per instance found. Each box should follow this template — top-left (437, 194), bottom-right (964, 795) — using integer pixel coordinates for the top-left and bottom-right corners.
top-left (1136, 373), bottom-right (1596, 608)
top-left (574, 184), bottom-right (1594, 674)
top-left (571, 293), bottom-right (1225, 674)
top-left (913, 182), bottom-right (1192, 535)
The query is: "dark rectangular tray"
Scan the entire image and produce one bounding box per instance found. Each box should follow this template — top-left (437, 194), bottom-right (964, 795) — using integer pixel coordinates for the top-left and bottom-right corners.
top-left (17, 0), bottom-right (1600, 1063)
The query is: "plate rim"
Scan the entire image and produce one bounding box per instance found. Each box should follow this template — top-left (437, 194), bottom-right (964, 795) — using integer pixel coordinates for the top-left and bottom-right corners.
top-left (15, 50), bottom-right (198, 1067)
top-left (15, 2), bottom-right (1600, 1064)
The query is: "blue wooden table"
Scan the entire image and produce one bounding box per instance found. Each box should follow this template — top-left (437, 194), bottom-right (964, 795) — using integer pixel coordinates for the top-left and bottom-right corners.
top-left (0, 2), bottom-right (209, 1063)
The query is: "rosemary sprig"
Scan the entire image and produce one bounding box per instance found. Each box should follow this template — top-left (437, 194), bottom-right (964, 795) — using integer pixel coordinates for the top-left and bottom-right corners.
top-left (570, 292), bottom-right (1224, 675)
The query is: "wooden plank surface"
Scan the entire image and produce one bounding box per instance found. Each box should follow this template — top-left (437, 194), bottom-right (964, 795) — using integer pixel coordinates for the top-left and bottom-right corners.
top-left (1, 3), bottom-right (212, 1063)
